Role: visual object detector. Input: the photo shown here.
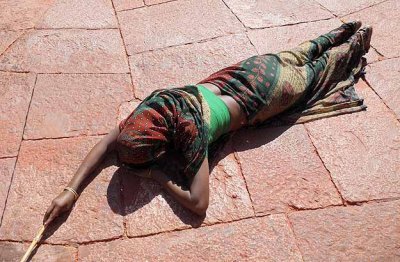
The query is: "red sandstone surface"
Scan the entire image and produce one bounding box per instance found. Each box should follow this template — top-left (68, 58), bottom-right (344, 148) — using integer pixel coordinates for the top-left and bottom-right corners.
top-left (0, 0), bottom-right (399, 261)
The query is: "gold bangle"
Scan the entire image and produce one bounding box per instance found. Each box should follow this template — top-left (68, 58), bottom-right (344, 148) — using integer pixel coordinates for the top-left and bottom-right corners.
top-left (64, 187), bottom-right (79, 201)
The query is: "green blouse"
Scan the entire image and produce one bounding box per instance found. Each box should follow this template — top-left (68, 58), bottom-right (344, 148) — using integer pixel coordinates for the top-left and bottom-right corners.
top-left (197, 84), bottom-right (231, 143)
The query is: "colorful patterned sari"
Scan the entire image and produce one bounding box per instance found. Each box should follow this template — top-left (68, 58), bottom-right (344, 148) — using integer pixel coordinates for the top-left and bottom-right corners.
top-left (199, 21), bottom-right (371, 125)
top-left (117, 21), bottom-right (372, 178)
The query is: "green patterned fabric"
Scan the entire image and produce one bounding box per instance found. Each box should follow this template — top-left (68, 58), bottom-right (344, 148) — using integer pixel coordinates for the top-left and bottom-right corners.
top-left (199, 21), bottom-right (370, 125)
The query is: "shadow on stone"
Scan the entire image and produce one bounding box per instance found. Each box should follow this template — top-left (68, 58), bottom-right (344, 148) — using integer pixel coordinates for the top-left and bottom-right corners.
top-left (104, 122), bottom-right (295, 230)
top-left (108, 163), bottom-right (206, 229)
top-left (39, 121), bottom-right (296, 240)
top-left (232, 125), bottom-right (293, 154)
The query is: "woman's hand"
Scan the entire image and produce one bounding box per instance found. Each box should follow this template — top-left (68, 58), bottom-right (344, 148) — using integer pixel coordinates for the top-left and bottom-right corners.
top-left (43, 190), bottom-right (75, 226)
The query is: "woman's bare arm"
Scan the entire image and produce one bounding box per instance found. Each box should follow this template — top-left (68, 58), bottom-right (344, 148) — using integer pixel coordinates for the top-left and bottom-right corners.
top-left (66, 127), bottom-right (120, 191)
top-left (43, 127), bottom-right (120, 225)
top-left (152, 158), bottom-right (210, 216)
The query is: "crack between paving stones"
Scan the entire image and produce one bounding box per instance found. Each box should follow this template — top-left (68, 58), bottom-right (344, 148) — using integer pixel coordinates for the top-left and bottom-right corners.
top-left (284, 214), bottom-right (305, 262)
top-left (43, 235), bottom-right (124, 246)
top-left (0, 29), bottom-right (31, 58)
top-left (245, 33), bottom-right (259, 54)
top-left (0, 155), bottom-right (17, 160)
top-left (253, 200), bottom-right (345, 217)
top-left (0, 74), bottom-right (38, 227)
top-left (219, 0), bottom-right (259, 56)
top-left (345, 196), bottom-right (400, 206)
top-left (0, 239), bottom-right (79, 248)
top-left (285, 202), bottom-right (343, 213)
top-left (312, 0), bottom-right (337, 17)
top-left (285, 196), bottom-right (400, 217)
top-left (245, 17), bottom-right (335, 31)
top-left (34, 27), bottom-right (119, 30)
top-left (144, 0), bottom-right (178, 7)
top-left (0, 235), bottom-right (123, 247)
top-left (0, 27), bottom-right (34, 32)
top-left (303, 124), bottom-right (347, 205)
top-left (369, 45), bottom-right (385, 57)
top-left (37, 72), bottom-right (131, 75)
top-left (232, 151), bottom-right (256, 216)
top-left (368, 55), bottom-right (400, 65)
top-left (129, 31), bottom-right (242, 56)
top-left (337, 0), bottom-right (391, 18)
top-left (22, 133), bottom-right (107, 142)
top-left (313, 0), bottom-right (389, 18)
top-left (110, 0), bottom-right (138, 100)
top-left (221, 0), bottom-right (247, 31)
top-left (112, 213), bottom-right (261, 241)
top-left (117, 0), bottom-right (179, 13)
top-left (0, 70), bottom-right (132, 75)
top-left (362, 77), bottom-right (400, 123)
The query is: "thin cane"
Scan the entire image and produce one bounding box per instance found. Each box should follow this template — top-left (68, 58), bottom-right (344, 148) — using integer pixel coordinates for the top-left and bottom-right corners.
top-left (20, 224), bottom-right (47, 262)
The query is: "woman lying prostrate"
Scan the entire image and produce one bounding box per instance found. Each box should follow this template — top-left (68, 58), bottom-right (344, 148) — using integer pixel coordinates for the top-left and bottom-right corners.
top-left (43, 21), bottom-right (372, 225)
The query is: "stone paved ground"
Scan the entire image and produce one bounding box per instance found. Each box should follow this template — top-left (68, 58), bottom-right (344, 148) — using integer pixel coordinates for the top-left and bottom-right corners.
top-left (0, 0), bottom-right (399, 261)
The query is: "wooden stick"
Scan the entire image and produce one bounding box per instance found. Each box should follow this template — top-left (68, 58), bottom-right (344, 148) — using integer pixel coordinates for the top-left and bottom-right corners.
top-left (20, 224), bottom-right (47, 262)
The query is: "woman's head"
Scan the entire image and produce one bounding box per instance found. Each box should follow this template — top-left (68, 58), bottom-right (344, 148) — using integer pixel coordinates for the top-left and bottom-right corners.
top-left (116, 100), bottom-right (170, 166)
top-left (116, 87), bottom-right (208, 178)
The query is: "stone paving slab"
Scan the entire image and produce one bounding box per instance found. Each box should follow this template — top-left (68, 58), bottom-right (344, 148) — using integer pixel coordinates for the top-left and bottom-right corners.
top-left (24, 74), bottom-right (133, 140)
top-left (36, 0), bottom-right (118, 29)
top-left (0, 158), bottom-right (16, 219)
top-left (118, 0), bottom-right (244, 54)
top-left (117, 100), bottom-right (141, 125)
top-left (342, 0), bottom-right (400, 58)
top-left (0, 242), bottom-right (76, 261)
top-left (0, 29), bottom-right (129, 73)
top-left (130, 34), bottom-right (256, 99)
top-left (305, 80), bottom-right (400, 203)
top-left (121, 142), bottom-right (253, 237)
top-left (315, 0), bottom-right (386, 16)
top-left (0, 30), bottom-right (24, 55)
top-left (234, 124), bottom-right (342, 215)
top-left (79, 215), bottom-right (302, 261)
top-left (248, 19), bottom-right (341, 55)
top-left (223, 0), bottom-right (333, 29)
top-left (367, 58), bottom-right (400, 120)
top-left (0, 137), bottom-right (124, 244)
top-left (289, 200), bottom-right (400, 261)
top-left (1, 0), bottom-right (399, 260)
top-left (247, 18), bottom-right (381, 63)
top-left (0, 0), bottom-right (54, 30)
top-left (112, 0), bottom-right (144, 11)
top-left (0, 72), bottom-right (35, 157)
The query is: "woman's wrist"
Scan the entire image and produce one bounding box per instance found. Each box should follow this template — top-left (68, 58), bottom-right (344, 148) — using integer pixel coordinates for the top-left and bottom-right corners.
top-left (64, 187), bottom-right (79, 201)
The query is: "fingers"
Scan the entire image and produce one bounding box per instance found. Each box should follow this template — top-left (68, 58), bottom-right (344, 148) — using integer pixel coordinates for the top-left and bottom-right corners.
top-left (43, 200), bottom-right (64, 226)
top-left (44, 206), bottom-right (61, 226)
top-left (43, 202), bottom-right (55, 225)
